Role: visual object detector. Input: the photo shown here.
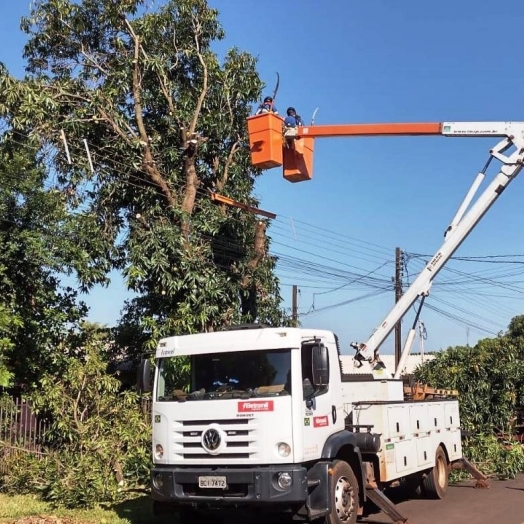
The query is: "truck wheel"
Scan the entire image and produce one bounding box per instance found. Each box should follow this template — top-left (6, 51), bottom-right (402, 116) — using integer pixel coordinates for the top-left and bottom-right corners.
top-left (404, 474), bottom-right (423, 497)
top-left (422, 446), bottom-right (449, 499)
top-left (326, 460), bottom-right (359, 524)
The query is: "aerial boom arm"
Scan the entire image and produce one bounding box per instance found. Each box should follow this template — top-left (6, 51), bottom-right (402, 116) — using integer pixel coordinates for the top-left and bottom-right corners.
top-left (247, 116), bottom-right (524, 375)
top-left (299, 122), bottom-right (442, 137)
top-left (352, 122), bottom-right (524, 373)
top-left (297, 121), bottom-right (518, 139)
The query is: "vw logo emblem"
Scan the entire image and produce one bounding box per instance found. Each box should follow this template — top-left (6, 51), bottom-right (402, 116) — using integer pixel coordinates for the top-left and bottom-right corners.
top-left (202, 428), bottom-right (221, 452)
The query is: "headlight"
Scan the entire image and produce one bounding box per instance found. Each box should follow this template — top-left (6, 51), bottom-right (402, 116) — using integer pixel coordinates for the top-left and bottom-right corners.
top-left (155, 444), bottom-right (164, 459)
top-left (277, 472), bottom-right (293, 490)
top-left (277, 442), bottom-right (291, 457)
top-left (153, 473), bottom-right (164, 489)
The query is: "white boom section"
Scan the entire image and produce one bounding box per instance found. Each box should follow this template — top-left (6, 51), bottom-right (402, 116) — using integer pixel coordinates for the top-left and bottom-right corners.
top-left (353, 122), bottom-right (524, 376)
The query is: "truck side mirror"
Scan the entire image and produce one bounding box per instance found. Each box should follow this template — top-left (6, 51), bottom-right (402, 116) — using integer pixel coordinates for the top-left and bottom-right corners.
top-left (137, 358), bottom-right (152, 394)
top-left (311, 344), bottom-right (329, 386)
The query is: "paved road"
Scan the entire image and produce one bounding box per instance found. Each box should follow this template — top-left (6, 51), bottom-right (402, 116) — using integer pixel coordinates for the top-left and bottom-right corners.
top-left (362, 475), bottom-right (524, 524)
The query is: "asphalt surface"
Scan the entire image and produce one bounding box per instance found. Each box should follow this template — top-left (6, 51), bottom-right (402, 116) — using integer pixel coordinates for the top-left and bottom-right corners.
top-left (362, 475), bottom-right (524, 524)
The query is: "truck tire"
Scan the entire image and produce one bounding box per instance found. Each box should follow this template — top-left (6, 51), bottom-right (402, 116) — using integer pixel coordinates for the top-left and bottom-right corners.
top-left (422, 446), bottom-right (449, 499)
top-left (326, 459), bottom-right (359, 524)
top-left (404, 473), bottom-right (423, 498)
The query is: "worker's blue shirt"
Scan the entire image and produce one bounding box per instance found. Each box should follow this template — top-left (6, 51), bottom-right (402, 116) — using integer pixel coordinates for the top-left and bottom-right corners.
top-left (284, 115), bottom-right (304, 127)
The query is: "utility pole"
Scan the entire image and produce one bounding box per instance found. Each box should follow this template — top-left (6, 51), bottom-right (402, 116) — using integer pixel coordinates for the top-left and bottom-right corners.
top-left (292, 285), bottom-right (298, 325)
top-left (394, 248), bottom-right (404, 369)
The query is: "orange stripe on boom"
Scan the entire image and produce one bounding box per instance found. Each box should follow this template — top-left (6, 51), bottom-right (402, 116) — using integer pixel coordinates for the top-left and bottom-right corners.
top-left (299, 122), bottom-right (443, 138)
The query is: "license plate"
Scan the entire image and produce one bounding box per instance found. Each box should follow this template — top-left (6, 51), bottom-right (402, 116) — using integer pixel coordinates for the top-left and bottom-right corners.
top-left (198, 475), bottom-right (228, 489)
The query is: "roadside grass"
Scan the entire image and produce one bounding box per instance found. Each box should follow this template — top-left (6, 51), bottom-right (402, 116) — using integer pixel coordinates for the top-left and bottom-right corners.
top-left (0, 493), bottom-right (174, 524)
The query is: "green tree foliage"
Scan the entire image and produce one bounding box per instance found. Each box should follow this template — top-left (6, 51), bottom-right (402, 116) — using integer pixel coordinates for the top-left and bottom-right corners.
top-left (1, 338), bottom-right (150, 507)
top-left (0, 136), bottom-right (87, 386)
top-left (0, 0), bottom-right (289, 360)
top-left (0, 306), bottom-right (22, 387)
top-left (458, 434), bottom-right (524, 480)
top-left (415, 317), bottom-right (524, 478)
top-left (507, 314), bottom-right (524, 339)
top-left (415, 335), bottom-right (524, 433)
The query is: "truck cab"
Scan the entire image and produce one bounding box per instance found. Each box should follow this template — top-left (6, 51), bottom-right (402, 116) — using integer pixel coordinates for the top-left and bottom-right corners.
top-left (145, 326), bottom-right (368, 523)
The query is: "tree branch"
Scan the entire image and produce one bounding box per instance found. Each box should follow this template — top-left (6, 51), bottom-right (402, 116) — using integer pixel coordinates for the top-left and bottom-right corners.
top-left (217, 138), bottom-right (241, 191)
top-left (80, 44), bottom-right (109, 75)
top-left (157, 70), bottom-right (176, 116)
top-left (188, 17), bottom-right (209, 136)
top-left (44, 84), bottom-right (91, 104)
top-left (155, 28), bottom-right (180, 116)
top-left (97, 107), bottom-right (134, 144)
top-left (73, 375), bottom-right (88, 433)
top-left (179, 17), bottom-right (211, 238)
top-left (130, 35), bottom-right (149, 148)
top-left (125, 18), bottom-right (176, 208)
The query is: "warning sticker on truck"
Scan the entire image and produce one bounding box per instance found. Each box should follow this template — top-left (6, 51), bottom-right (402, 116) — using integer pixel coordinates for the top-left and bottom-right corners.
top-left (313, 416), bottom-right (329, 428)
top-left (238, 400), bottom-right (274, 412)
top-left (385, 443), bottom-right (395, 463)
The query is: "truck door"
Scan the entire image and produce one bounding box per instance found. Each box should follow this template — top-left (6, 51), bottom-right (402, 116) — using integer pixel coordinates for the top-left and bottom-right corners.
top-left (301, 341), bottom-right (340, 461)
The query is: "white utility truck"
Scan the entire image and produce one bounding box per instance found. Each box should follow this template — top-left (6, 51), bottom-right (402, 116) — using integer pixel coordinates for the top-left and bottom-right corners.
top-left (138, 122), bottom-right (524, 524)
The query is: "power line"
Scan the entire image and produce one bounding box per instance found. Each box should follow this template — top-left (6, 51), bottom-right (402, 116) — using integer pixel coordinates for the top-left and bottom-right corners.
top-left (3, 130), bottom-right (524, 338)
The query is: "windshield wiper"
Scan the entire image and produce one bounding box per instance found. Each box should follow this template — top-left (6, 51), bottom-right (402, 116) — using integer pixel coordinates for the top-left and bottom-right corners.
top-left (186, 388), bottom-right (206, 401)
top-left (203, 388), bottom-right (253, 400)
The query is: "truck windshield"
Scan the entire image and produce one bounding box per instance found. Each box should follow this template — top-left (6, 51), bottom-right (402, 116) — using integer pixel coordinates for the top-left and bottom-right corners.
top-left (156, 349), bottom-right (291, 401)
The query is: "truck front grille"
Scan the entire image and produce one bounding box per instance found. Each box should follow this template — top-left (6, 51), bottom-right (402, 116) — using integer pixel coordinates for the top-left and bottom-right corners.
top-left (173, 418), bottom-right (258, 461)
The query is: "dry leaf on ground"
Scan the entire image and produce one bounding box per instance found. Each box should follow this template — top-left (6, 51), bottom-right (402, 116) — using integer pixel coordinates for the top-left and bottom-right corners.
top-left (8, 516), bottom-right (93, 524)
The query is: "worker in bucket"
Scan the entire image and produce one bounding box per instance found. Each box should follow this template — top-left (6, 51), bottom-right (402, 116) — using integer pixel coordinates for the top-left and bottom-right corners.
top-left (283, 107), bottom-right (304, 145)
top-left (284, 107), bottom-right (304, 128)
top-left (255, 96), bottom-right (278, 115)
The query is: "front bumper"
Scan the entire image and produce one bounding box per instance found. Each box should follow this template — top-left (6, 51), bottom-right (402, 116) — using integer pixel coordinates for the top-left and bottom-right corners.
top-left (151, 465), bottom-right (308, 507)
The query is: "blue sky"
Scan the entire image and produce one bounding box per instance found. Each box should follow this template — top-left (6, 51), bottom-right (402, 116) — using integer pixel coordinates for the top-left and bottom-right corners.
top-left (2, 1), bottom-right (524, 355)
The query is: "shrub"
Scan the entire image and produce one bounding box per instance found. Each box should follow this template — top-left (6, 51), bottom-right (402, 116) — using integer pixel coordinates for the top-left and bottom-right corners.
top-left (415, 337), bottom-right (524, 434)
top-left (452, 434), bottom-right (524, 481)
top-left (0, 341), bottom-right (151, 507)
